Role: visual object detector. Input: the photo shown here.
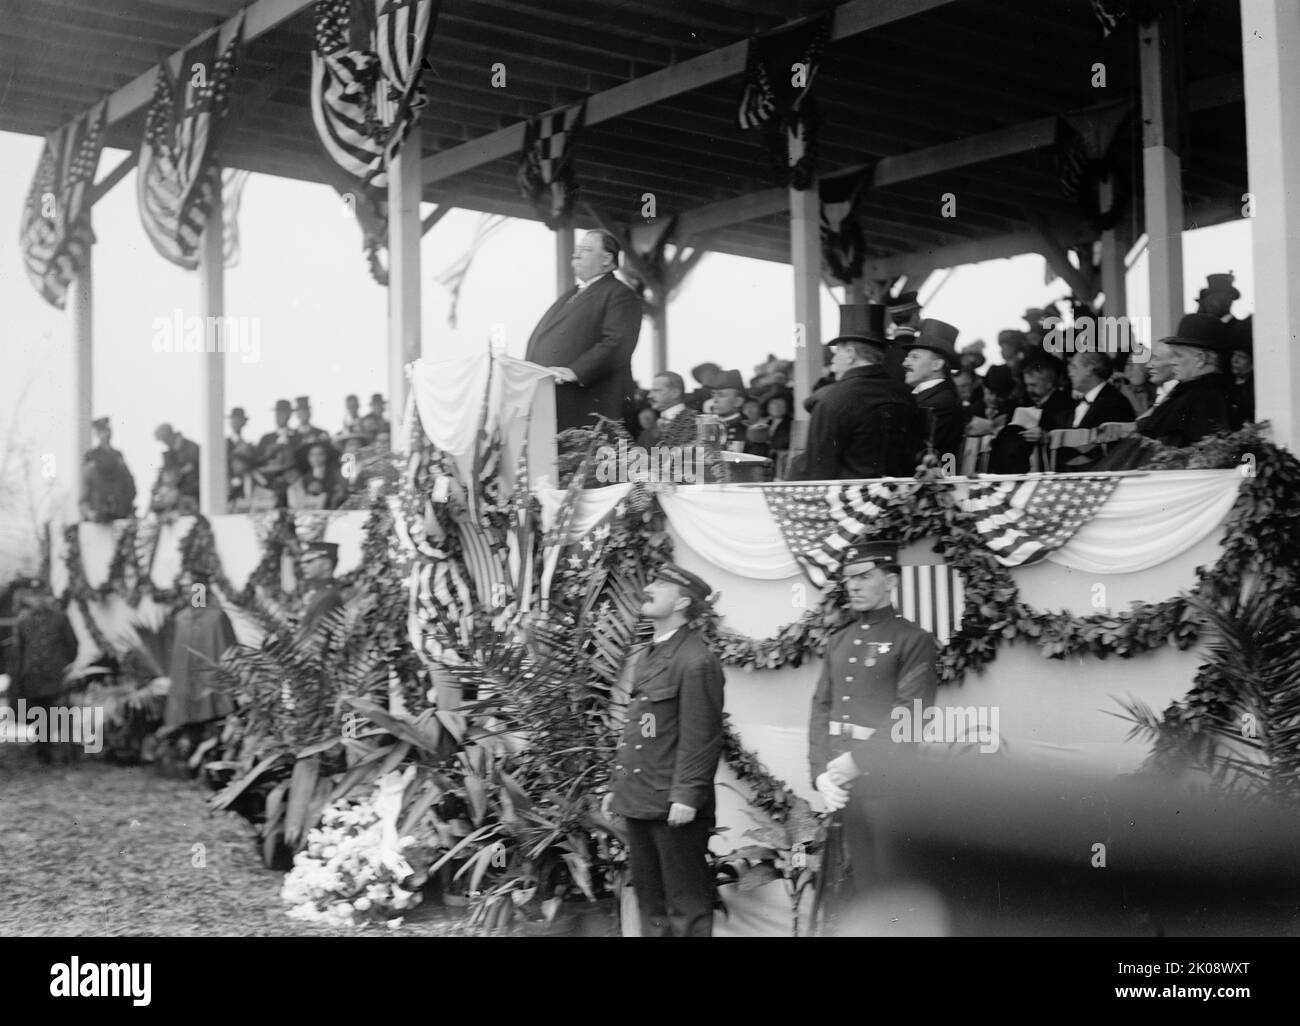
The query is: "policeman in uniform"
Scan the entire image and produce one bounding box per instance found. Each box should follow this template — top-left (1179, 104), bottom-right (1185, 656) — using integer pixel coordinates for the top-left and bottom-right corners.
top-left (609, 563), bottom-right (726, 937)
top-left (296, 541), bottom-right (345, 641)
top-left (80, 416), bottom-right (137, 522)
top-left (810, 540), bottom-right (938, 896)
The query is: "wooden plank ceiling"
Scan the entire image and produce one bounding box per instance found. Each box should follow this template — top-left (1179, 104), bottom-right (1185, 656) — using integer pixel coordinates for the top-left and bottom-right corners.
top-left (0, 0), bottom-right (1248, 267)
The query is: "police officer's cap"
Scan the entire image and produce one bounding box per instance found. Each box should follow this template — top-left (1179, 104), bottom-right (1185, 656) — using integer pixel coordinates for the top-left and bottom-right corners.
top-left (841, 541), bottom-right (901, 576)
top-left (653, 562), bottom-right (716, 604)
top-left (302, 541), bottom-right (339, 564)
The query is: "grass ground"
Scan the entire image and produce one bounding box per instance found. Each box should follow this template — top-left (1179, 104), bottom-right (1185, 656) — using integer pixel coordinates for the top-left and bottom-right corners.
top-left (0, 742), bottom-right (470, 937)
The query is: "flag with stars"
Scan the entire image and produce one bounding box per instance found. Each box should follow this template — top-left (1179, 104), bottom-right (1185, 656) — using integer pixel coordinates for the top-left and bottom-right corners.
top-left (138, 15), bottom-right (243, 269)
top-left (537, 440), bottom-right (605, 610)
top-left (959, 475), bottom-right (1121, 566)
top-left (764, 481), bottom-right (900, 588)
top-left (20, 99), bottom-right (106, 308)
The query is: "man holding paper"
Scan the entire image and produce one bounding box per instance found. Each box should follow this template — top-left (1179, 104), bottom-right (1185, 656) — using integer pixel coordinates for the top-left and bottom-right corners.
top-left (810, 542), bottom-right (938, 897)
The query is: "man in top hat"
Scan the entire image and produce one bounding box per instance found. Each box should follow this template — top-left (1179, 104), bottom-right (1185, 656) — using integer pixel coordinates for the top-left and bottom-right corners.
top-left (1139, 313), bottom-right (1240, 448)
top-left (80, 416), bottom-right (137, 523)
top-left (609, 562), bottom-right (726, 937)
top-left (902, 319), bottom-right (964, 469)
top-left (709, 369), bottom-right (749, 451)
top-left (525, 229), bottom-right (643, 434)
top-left (884, 290), bottom-right (921, 385)
top-left (256, 400), bottom-right (300, 504)
top-left (810, 541), bottom-right (938, 898)
top-left (794, 305), bottom-right (920, 481)
top-left (296, 541), bottom-right (345, 642)
top-left (1195, 272), bottom-right (1241, 325)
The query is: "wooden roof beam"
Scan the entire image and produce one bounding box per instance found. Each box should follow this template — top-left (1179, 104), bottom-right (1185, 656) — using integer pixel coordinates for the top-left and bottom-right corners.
top-left (420, 0), bottom-right (958, 185)
top-left (103, 0), bottom-right (318, 125)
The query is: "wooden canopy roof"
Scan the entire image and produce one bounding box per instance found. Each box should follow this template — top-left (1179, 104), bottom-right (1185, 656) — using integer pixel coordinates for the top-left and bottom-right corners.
top-left (1, 0), bottom-right (1249, 273)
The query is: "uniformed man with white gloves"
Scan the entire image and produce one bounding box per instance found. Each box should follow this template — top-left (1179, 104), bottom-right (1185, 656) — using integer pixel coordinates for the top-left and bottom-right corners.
top-left (810, 540), bottom-right (938, 893)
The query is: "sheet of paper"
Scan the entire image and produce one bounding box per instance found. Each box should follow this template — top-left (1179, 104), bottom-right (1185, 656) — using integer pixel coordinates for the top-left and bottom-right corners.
top-left (1010, 406), bottom-right (1042, 430)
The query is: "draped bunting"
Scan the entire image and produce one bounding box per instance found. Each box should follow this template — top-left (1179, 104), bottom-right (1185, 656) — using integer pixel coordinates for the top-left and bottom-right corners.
top-left (736, 12), bottom-right (833, 189)
top-left (408, 353), bottom-right (491, 492)
top-left (1056, 102), bottom-right (1130, 232)
top-left (517, 100), bottom-right (586, 228)
top-left (819, 166), bottom-right (870, 284)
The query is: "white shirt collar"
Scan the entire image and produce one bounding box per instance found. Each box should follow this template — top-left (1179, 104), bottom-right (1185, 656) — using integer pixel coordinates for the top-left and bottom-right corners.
top-left (912, 377), bottom-right (945, 395)
top-left (575, 271), bottom-right (610, 292)
top-left (1157, 378), bottom-right (1177, 397)
top-left (1081, 382), bottom-right (1106, 404)
top-left (653, 625), bottom-right (680, 646)
top-left (659, 403), bottom-right (685, 422)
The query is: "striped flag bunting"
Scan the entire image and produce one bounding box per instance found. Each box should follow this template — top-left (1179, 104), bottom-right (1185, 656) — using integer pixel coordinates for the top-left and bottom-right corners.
top-left (221, 168), bottom-right (251, 267)
top-left (415, 555), bottom-right (474, 650)
top-left (433, 213), bottom-right (509, 326)
top-left (20, 99), bottom-right (106, 308)
top-left (456, 520), bottom-right (510, 615)
top-left (959, 475), bottom-right (1121, 566)
top-left (517, 100), bottom-right (586, 229)
top-left (137, 17), bottom-right (243, 269)
top-left (894, 565), bottom-right (965, 648)
top-left (763, 481), bottom-right (901, 588)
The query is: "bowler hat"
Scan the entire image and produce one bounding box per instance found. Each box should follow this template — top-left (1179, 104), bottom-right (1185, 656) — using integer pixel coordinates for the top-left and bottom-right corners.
top-left (229, 406), bottom-right (247, 420)
top-left (653, 563), bottom-right (716, 604)
top-left (302, 541), bottom-right (339, 564)
top-left (710, 369), bottom-right (747, 394)
top-left (908, 319), bottom-right (960, 365)
top-left (1199, 272), bottom-right (1240, 301)
top-left (1162, 313), bottom-right (1233, 354)
top-left (828, 304), bottom-right (889, 350)
top-left (841, 540), bottom-right (901, 576)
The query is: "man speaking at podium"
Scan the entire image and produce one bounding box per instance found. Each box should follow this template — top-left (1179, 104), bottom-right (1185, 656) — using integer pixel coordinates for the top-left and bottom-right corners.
top-left (525, 229), bottom-right (643, 433)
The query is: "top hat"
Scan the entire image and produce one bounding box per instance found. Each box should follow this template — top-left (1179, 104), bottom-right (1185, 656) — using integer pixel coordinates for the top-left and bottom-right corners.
top-left (828, 304), bottom-right (889, 349)
top-left (229, 406), bottom-right (247, 420)
top-left (1163, 313), bottom-right (1233, 354)
top-left (653, 562), bottom-right (716, 604)
top-left (91, 416), bottom-right (110, 431)
top-left (841, 540), bottom-right (901, 576)
top-left (274, 399), bottom-right (293, 414)
top-left (294, 395), bottom-right (312, 409)
top-left (710, 369), bottom-right (747, 394)
top-left (301, 541), bottom-right (339, 564)
top-left (907, 318), bottom-right (960, 364)
top-left (1199, 273), bottom-right (1240, 300)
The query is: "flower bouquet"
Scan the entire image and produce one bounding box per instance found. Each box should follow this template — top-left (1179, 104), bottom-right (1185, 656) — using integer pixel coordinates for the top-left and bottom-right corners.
top-left (281, 769), bottom-right (433, 928)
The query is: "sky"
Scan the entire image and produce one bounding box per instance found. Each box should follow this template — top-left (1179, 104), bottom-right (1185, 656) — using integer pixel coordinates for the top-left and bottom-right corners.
top-left (0, 128), bottom-right (1254, 575)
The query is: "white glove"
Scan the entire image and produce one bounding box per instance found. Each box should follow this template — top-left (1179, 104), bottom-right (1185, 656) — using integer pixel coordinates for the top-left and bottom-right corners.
top-left (816, 772), bottom-right (849, 812)
top-left (826, 751), bottom-right (861, 784)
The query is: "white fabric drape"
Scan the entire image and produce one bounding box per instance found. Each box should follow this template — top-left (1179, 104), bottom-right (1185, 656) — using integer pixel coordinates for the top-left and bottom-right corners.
top-left (658, 488), bottom-right (802, 579)
top-left (489, 355), bottom-right (554, 496)
top-left (1047, 469), bottom-right (1240, 573)
top-left (535, 483), bottom-right (633, 536)
top-left (408, 353), bottom-right (490, 487)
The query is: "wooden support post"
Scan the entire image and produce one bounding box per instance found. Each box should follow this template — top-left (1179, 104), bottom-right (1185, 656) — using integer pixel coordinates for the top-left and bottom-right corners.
top-left (650, 301), bottom-right (668, 376)
top-left (790, 185), bottom-right (822, 442)
top-left (1242, 0), bottom-right (1300, 449)
top-left (66, 227), bottom-right (93, 524)
top-left (1139, 9), bottom-right (1185, 343)
top-left (198, 179), bottom-right (226, 519)
top-left (388, 122), bottom-right (422, 417)
top-left (555, 225), bottom-right (574, 297)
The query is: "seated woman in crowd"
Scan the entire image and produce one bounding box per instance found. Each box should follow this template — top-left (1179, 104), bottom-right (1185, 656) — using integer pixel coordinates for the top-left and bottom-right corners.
top-left (288, 440), bottom-right (348, 510)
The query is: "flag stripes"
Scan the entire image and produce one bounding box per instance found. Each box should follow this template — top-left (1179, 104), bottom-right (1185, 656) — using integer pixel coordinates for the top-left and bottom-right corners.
top-left (894, 565), bottom-right (965, 648)
top-left (20, 100), bottom-right (106, 308)
top-left (960, 476), bottom-right (1119, 566)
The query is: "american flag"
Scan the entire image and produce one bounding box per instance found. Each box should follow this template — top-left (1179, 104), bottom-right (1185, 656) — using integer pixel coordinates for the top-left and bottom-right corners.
top-left (819, 165), bottom-right (869, 285)
top-left (433, 212), bottom-right (509, 326)
top-left (221, 168), bottom-right (251, 267)
top-left (415, 554), bottom-right (474, 652)
top-left (20, 100), bottom-right (106, 308)
top-left (736, 13), bottom-right (831, 130)
top-left (138, 19), bottom-right (242, 269)
top-left (764, 481), bottom-right (899, 588)
top-left (960, 475), bottom-right (1120, 566)
top-left (517, 100), bottom-right (586, 229)
top-left (310, 0), bottom-right (437, 190)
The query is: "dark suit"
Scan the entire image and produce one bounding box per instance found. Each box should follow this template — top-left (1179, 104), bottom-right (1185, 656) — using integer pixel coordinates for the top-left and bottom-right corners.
top-left (913, 378), bottom-right (964, 467)
top-left (165, 436), bottom-right (201, 500)
top-left (796, 365), bottom-right (920, 481)
top-left (1139, 373), bottom-right (1238, 448)
top-left (1055, 382), bottom-right (1136, 469)
top-left (987, 388), bottom-right (1074, 474)
top-left (524, 272), bottom-right (643, 433)
top-left (611, 627), bottom-right (725, 937)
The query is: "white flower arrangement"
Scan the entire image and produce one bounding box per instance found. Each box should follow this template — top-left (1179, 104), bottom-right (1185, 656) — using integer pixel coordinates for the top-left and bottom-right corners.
top-left (281, 769), bottom-right (426, 928)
